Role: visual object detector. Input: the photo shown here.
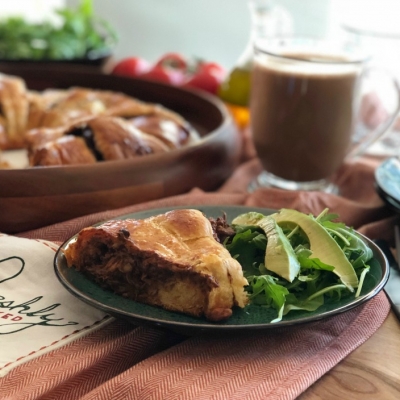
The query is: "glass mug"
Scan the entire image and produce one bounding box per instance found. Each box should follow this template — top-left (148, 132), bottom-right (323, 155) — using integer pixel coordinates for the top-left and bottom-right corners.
top-left (342, 23), bottom-right (400, 156)
top-left (249, 37), bottom-right (400, 193)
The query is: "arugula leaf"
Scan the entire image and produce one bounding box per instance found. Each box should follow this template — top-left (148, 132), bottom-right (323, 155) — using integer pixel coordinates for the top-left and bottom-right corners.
top-left (247, 275), bottom-right (289, 312)
top-left (283, 294), bottom-right (324, 316)
top-left (225, 225), bottom-right (266, 273)
top-left (298, 256), bottom-right (335, 271)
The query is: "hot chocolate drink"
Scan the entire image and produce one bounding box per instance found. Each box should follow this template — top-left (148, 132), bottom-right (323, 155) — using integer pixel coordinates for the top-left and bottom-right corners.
top-left (250, 52), bottom-right (362, 182)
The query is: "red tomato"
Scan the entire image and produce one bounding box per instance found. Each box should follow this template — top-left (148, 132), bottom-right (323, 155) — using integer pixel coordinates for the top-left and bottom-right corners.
top-left (197, 61), bottom-right (226, 79)
top-left (155, 52), bottom-right (188, 71)
top-left (140, 64), bottom-right (184, 86)
top-left (183, 62), bottom-right (226, 95)
top-left (182, 72), bottom-right (220, 94)
top-left (111, 57), bottom-right (150, 77)
top-left (139, 52), bottom-right (188, 85)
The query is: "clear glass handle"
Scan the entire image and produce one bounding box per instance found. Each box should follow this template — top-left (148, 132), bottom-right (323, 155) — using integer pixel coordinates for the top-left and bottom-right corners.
top-left (346, 67), bottom-right (400, 160)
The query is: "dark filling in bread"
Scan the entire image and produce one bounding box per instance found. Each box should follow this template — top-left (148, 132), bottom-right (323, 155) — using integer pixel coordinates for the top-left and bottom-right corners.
top-left (208, 214), bottom-right (236, 243)
top-left (71, 235), bottom-right (218, 317)
top-left (69, 127), bottom-right (104, 161)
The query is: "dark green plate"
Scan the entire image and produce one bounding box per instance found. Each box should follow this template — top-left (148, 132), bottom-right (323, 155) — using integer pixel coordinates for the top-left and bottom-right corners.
top-left (54, 205), bottom-right (389, 335)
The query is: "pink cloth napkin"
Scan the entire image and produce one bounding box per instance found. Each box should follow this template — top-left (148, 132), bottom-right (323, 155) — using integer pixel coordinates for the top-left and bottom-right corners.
top-left (0, 153), bottom-right (396, 399)
top-left (1, 295), bottom-right (388, 400)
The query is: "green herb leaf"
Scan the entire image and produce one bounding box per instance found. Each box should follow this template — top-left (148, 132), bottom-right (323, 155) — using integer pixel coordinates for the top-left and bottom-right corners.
top-left (0, 0), bottom-right (117, 60)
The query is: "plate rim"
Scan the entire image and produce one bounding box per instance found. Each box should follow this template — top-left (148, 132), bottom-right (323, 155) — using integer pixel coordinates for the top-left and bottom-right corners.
top-left (54, 205), bottom-right (389, 334)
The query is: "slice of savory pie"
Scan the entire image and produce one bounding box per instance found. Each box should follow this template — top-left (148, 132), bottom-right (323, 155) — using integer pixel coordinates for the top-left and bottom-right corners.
top-left (63, 209), bottom-right (249, 321)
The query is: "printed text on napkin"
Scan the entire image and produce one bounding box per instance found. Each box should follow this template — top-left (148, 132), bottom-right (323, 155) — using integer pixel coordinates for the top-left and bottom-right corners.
top-left (0, 234), bottom-right (111, 377)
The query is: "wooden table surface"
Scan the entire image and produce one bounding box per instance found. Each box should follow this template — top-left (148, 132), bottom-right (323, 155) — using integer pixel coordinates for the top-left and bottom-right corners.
top-left (299, 310), bottom-right (400, 399)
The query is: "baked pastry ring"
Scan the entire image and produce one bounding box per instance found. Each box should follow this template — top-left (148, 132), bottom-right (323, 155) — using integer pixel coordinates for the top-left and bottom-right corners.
top-left (0, 73), bottom-right (198, 167)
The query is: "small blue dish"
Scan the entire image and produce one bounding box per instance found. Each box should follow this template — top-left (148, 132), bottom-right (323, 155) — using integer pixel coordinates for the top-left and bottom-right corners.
top-left (375, 157), bottom-right (400, 213)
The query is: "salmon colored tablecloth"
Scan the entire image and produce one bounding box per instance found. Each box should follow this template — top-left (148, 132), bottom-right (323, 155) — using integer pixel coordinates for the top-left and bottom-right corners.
top-left (0, 126), bottom-right (398, 400)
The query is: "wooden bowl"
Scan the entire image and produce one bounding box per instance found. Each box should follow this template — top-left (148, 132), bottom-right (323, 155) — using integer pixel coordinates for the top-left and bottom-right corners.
top-left (0, 66), bottom-right (241, 234)
top-left (0, 49), bottom-right (113, 73)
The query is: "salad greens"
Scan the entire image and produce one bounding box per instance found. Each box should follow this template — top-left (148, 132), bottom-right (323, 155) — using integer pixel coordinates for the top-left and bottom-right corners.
top-left (0, 0), bottom-right (117, 61)
top-left (225, 208), bottom-right (373, 323)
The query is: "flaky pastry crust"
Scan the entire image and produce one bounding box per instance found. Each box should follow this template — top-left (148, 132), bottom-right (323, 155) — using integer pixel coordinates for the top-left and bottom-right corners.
top-left (64, 209), bottom-right (249, 321)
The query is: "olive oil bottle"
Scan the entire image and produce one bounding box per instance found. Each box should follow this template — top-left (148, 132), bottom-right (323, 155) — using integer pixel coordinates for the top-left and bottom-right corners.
top-left (218, 0), bottom-right (292, 129)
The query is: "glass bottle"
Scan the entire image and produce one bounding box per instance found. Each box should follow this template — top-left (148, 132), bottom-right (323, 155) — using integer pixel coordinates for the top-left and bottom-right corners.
top-left (218, 0), bottom-right (293, 129)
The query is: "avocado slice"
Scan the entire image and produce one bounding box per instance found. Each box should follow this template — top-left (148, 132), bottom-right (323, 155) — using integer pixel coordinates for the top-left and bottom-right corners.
top-left (232, 212), bottom-right (264, 226)
top-left (232, 213), bottom-right (301, 282)
top-left (271, 209), bottom-right (359, 290)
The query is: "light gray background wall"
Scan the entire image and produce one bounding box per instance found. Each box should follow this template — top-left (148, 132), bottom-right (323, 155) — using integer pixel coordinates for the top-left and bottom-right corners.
top-left (3, 1), bottom-right (399, 70)
top-left (67, 0), bottom-right (333, 68)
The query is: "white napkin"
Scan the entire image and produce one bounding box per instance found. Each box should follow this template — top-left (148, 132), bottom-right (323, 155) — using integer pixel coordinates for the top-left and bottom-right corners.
top-left (0, 234), bottom-right (112, 377)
